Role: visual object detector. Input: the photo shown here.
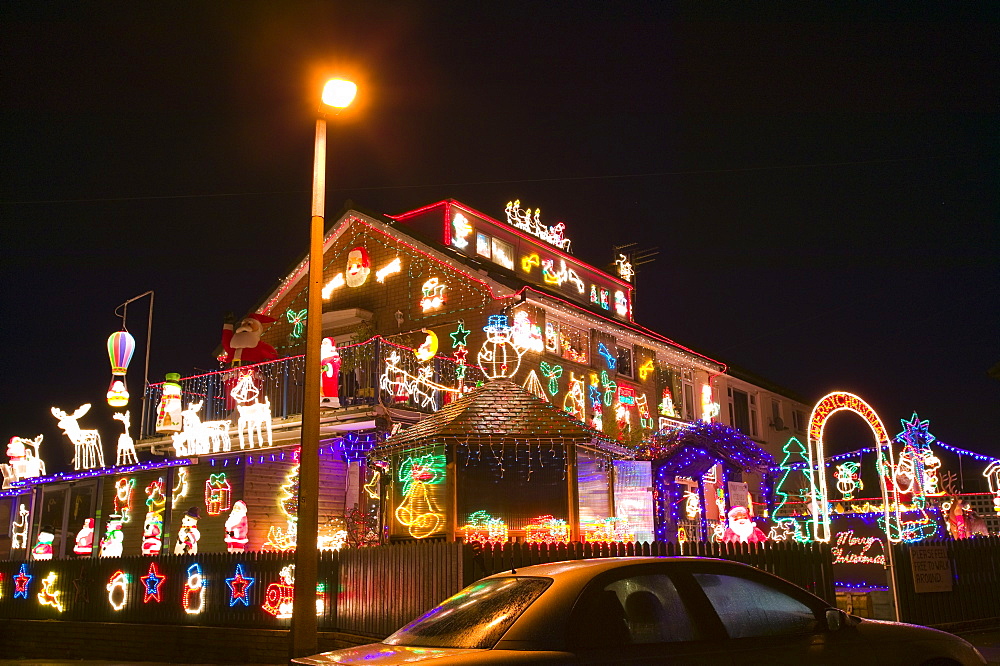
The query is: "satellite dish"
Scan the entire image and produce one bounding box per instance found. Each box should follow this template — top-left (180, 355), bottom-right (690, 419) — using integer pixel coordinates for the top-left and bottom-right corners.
top-left (770, 417), bottom-right (788, 431)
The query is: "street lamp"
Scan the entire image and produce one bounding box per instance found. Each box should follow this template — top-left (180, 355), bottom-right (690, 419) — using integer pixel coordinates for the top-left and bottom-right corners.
top-left (290, 77), bottom-right (356, 659)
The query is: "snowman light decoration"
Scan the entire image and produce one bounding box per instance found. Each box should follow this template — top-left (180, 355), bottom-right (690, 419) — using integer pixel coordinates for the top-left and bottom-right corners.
top-left (174, 507), bottom-right (202, 555)
top-left (32, 525), bottom-right (55, 560)
top-left (477, 315), bottom-right (526, 380)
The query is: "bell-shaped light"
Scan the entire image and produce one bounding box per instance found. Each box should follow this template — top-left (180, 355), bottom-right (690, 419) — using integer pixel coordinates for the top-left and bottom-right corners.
top-left (108, 331), bottom-right (136, 376)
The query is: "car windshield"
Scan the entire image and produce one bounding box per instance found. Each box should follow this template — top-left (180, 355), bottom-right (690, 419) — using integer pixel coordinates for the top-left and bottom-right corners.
top-left (384, 576), bottom-right (551, 649)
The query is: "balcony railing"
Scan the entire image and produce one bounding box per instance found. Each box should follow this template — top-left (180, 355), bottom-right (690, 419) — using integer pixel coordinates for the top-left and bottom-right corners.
top-left (139, 336), bottom-right (486, 440)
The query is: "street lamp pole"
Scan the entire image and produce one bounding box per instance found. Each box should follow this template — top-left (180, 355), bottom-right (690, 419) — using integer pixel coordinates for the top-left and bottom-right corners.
top-left (290, 78), bottom-right (356, 660)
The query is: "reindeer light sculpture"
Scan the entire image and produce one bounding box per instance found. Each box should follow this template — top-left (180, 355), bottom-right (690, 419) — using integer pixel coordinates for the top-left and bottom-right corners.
top-left (51, 404), bottom-right (105, 470)
top-left (112, 412), bottom-right (138, 466)
top-left (180, 401), bottom-right (231, 454)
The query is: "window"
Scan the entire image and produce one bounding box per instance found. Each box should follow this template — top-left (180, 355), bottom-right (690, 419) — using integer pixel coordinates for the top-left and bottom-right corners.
top-left (728, 388), bottom-right (759, 438)
top-left (558, 323), bottom-right (589, 364)
top-left (573, 573), bottom-right (701, 647)
top-left (616, 346), bottom-right (633, 378)
top-left (692, 573), bottom-right (817, 638)
top-left (476, 232), bottom-right (491, 259)
top-left (792, 409), bottom-right (806, 432)
top-left (682, 371), bottom-right (695, 421)
top-left (545, 320), bottom-right (560, 354)
top-left (491, 237), bottom-right (514, 270)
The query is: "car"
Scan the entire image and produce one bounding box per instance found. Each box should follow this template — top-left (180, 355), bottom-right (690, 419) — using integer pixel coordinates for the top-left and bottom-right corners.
top-left (291, 556), bottom-right (986, 665)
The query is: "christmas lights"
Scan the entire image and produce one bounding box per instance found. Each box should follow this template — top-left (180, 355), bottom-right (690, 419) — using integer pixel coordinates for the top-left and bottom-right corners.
top-left (419, 277), bottom-right (447, 311)
top-left (521, 252), bottom-right (540, 274)
top-left (141, 561), bottom-right (167, 603)
top-left (414, 330), bottom-right (439, 362)
top-left (700, 384), bottom-right (719, 422)
top-left (321, 272), bottom-right (345, 299)
top-left (11, 503), bottom-right (29, 549)
top-left (524, 515), bottom-right (570, 544)
top-left (637, 359), bottom-right (655, 381)
top-left (262, 564), bottom-right (295, 618)
top-left (172, 466), bottom-right (190, 507)
top-left (107, 570), bottom-right (129, 611)
top-left (461, 510), bottom-right (508, 543)
top-left (615, 254), bottom-right (634, 282)
top-left (539, 362), bottom-right (563, 396)
top-left (831, 530), bottom-right (886, 565)
top-left (51, 404), bottom-right (105, 471)
top-left (395, 451), bottom-right (446, 539)
top-left (614, 290), bottom-right (629, 318)
top-left (582, 517), bottom-right (634, 543)
top-left (205, 473), bottom-right (232, 515)
top-left (511, 311), bottom-right (544, 352)
top-left (226, 563), bottom-right (255, 607)
top-left (106, 330), bottom-right (135, 407)
top-left (984, 461), bottom-right (1000, 514)
top-left (100, 520), bottom-right (124, 557)
top-left (173, 507), bottom-right (201, 555)
top-left (477, 315), bottom-right (525, 380)
top-left (264, 462), bottom-right (299, 551)
top-left (285, 308), bottom-right (308, 339)
top-left (522, 370), bottom-right (549, 402)
top-left (451, 213), bottom-right (472, 249)
top-left (380, 350), bottom-right (460, 410)
top-left (230, 371), bottom-right (273, 450)
top-left (376, 256), bottom-right (402, 283)
top-left (562, 373), bottom-right (585, 421)
top-left (835, 462), bottom-right (863, 500)
top-left (2, 435), bottom-right (45, 488)
top-left (182, 563), bottom-right (205, 614)
top-left (113, 476), bottom-right (135, 523)
top-left (179, 401), bottom-right (232, 455)
top-left (504, 200), bottom-right (573, 252)
top-left (37, 571), bottom-right (63, 612)
top-left (31, 526), bottom-right (55, 560)
top-left (13, 563), bottom-right (32, 599)
top-left (74, 518), bottom-right (95, 556)
top-left (596, 342), bottom-right (617, 370)
top-left (345, 247), bottom-right (371, 287)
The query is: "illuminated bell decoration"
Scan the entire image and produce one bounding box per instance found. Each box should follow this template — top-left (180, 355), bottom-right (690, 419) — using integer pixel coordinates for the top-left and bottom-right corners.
top-left (106, 330), bottom-right (135, 407)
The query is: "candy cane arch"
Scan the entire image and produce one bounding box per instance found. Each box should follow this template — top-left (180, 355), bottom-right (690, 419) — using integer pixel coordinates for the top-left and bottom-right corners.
top-left (808, 392), bottom-right (899, 543)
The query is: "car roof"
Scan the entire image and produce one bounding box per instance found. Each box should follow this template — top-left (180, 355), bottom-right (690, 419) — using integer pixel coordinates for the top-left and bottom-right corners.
top-left (482, 555), bottom-right (746, 581)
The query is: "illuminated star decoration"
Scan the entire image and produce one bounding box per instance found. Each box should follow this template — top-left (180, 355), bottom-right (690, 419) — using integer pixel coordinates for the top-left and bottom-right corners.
top-left (226, 563), bottom-right (255, 607)
top-left (449, 322), bottom-right (471, 348)
top-left (896, 412), bottom-right (936, 449)
top-left (285, 308), bottom-right (308, 339)
top-left (141, 562), bottom-right (167, 603)
top-left (13, 563), bottom-right (32, 599)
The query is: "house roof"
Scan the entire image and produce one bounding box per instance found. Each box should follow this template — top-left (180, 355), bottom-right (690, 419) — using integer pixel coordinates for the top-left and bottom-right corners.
top-left (373, 380), bottom-right (627, 455)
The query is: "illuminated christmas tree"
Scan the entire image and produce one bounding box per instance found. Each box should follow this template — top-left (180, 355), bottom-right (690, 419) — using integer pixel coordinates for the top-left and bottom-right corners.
top-left (773, 437), bottom-right (813, 542)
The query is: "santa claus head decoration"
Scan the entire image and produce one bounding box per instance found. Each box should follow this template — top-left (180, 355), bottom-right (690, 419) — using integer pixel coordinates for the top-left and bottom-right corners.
top-left (345, 247), bottom-right (371, 287)
top-left (723, 505), bottom-right (767, 544)
top-left (221, 312), bottom-right (278, 366)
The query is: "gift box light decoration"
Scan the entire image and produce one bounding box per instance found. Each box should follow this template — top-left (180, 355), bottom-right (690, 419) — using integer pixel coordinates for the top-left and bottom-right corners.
top-left (461, 510), bottom-right (508, 543)
top-left (183, 563), bottom-right (206, 614)
top-left (141, 561), bottom-right (167, 603)
top-left (13, 563), bottom-right (32, 599)
top-left (395, 451), bottom-right (446, 539)
top-left (226, 563), bottom-right (255, 607)
top-left (51, 404), bottom-right (105, 470)
top-left (106, 570), bottom-right (129, 611)
top-left (106, 330), bottom-right (135, 407)
top-left (205, 472), bottom-right (233, 516)
top-left (583, 517), bottom-right (634, 543)
top-left (524, 515), bottom-right (570, 544)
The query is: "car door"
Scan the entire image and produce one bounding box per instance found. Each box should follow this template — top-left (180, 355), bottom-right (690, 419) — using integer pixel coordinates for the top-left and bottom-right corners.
top-left (565, 565), bottom-right (734, 665)
top-left (682, 565), bottom-right (877, 666)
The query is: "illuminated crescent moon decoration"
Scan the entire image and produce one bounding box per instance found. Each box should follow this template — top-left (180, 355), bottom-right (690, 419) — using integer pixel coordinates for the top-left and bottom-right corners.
top-left (414, 330), bottom-right (439, 362)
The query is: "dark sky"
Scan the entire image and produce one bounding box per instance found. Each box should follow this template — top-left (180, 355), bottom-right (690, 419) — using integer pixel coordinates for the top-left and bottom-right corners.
top-left (3, 3), bottom-right (998, 472)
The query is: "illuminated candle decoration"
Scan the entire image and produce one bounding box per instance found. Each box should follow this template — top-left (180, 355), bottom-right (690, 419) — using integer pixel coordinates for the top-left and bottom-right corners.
top-left (204, 473), bottom-right (233, 516)
top-left (562, 373), bottom-right (586, 421)
top-left (375, 257), bottom-right (402, 283)
top-left (182, 563), bottom-right (205, 614)
top-left (37, 571), bottom-right (64, 612)
top-left (615, 254), bottom-right (634, 282)
top-left (583, 517), bottom-right (634, 543)
top-left (461, 511), bottom-right (508, 543)
top-left (419, 278), bottom-right (447, 311)
top-left (835, 462), bottom-right (863, 500)
top-left (285, 308), bottom-right (308, 339)
top-left (476, 316), bottom-right (525, 380)
top-left (638, 359), bottom-right (655, 381)
top-left (262, 564), bottom-right (295, 618)
top-left (451, 213), bottom-right (473, 249)
top-left (597, 342), bottom-right (617, 370)
top-left (344, 247), bottom-right (371, 288)
top-left (106, 330), bottom-right (136, 407)
top-left (414, 330), bottom-right (439, 362)
top-left (156, 373), bottom-right (184, 434)
top-left (107, 570), bottom-right (129, 611)
top-left (321, 272), bottom-right (345, 299)
top-left (395, 452), bottom-right (446, 539)
top-left (226, 563), bottom-right (255, 607)
top-left (141, 561), bottom-right (167, 603)
top-left (13, 563), bottom-right (32, 599)
top-left (524, 515), bottom-right (570, 544)
top-left (539, 362), bottom-right (563, 396)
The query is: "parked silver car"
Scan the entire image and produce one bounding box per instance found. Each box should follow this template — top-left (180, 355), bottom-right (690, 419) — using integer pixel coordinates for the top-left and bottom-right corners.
top-left (292, 556), bottom-right (986, 665)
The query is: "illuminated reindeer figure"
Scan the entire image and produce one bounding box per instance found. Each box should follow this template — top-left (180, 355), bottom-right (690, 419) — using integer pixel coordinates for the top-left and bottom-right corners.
top-left (112, 411), bottom-right (138, 466)
top-left (51, 404), bottom-right (105, 470)
top-left (180, 401), bottom-right (231, 454)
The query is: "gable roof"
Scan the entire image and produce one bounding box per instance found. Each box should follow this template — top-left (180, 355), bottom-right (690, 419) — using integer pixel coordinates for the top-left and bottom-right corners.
top-left (373, 380), bottom-right (627, 455)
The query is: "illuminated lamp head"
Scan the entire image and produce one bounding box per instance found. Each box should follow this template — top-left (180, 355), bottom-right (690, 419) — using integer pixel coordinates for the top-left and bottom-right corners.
top-left (345, 247), bottom-right (371, 287)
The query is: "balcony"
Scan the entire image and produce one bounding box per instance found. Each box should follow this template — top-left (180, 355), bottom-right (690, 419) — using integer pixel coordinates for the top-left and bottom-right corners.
top-left (138, 336), bottom-right (486, 449)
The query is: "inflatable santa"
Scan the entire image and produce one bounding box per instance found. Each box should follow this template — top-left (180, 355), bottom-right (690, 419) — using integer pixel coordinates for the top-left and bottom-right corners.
top-left (722, 506), bottom-right (768, 543)
top-left (320, 337), bottom-right (341, 408)
top-left (220, 312), bottom-right (278, 367)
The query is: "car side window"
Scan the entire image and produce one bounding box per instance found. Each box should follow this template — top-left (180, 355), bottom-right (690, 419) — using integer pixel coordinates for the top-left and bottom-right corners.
top-left (572, 573), bottom-right (702, 647)
top-left (691, 573), bottom-right (818, 639)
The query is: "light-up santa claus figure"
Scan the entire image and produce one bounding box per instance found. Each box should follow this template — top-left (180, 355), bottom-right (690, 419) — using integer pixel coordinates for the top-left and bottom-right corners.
top-left (225, 500), bottom-right (249, 553)
top-left (345, 247), bottom-right (371, 287)
top-left (220, 312), bottom-right (278, 367)
top-left (722, 506), bottom-right (768, 544)
top-left (32, 525), bottom-right (55, 560)
top-left (74, 518), bottom-right (95, 556)
top-left (174, 507), bottom-right (202, 555)
top-left (320, 337), bottom-right (341, 408)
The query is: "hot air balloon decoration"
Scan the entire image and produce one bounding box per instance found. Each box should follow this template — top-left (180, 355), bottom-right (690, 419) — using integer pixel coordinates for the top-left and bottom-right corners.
top-left (107, 331), bottom-right (136, 407)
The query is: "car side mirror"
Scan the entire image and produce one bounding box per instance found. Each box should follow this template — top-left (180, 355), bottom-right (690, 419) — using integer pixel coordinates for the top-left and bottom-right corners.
top-left (825, 608), bottom-right (844, 632)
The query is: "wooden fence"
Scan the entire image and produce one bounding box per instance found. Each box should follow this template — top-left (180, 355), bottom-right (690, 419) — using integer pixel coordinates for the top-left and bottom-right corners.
top-left (0, 539), bottom-right (833, 637)
top-left (891, 535), bottom-right (1000, 626)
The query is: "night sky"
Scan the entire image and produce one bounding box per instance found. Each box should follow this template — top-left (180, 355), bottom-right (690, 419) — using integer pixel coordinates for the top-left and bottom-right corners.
top-left (3, 3), bottom-right (997, 473)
